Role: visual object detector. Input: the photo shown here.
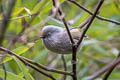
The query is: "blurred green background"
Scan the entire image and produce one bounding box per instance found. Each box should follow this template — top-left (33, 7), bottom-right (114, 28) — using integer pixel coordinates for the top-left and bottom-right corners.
top-left (0, 0), bottom-right (120, 80)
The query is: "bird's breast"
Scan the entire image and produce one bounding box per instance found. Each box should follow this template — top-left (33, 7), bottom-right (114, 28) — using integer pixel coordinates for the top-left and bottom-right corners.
top-left (42, 35), bottom-right (72, 54)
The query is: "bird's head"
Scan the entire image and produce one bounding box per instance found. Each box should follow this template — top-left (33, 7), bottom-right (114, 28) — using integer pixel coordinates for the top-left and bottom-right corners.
top-left (41, 25), bottom-right (62, 39)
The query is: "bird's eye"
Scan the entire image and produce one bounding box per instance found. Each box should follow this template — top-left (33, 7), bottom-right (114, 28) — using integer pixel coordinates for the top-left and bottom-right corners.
top-left (47, 32), bottom-right (51, 36)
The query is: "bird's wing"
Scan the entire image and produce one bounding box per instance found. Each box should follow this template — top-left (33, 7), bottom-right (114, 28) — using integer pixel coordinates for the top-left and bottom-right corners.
top-left (64, 28), bottom-right (82, 40)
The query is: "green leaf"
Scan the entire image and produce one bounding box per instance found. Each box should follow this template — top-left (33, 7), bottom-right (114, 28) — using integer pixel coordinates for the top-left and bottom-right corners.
top-left (72, 12), bottom-right (89, 27)
top-left (13, 57), bottom-right (34, 80)
top-left (33, 0), bottom-right (65, 14)
top-left (3, 45), bottom-right (34, 63)
top-left (33, 50), bottom-right (48, 64)
top-left (47, 18), bottom-right (64, 27)
top-left (32, 0), bottom-right (50, 13)
top-left (0, 69), bottom-right (25, 80)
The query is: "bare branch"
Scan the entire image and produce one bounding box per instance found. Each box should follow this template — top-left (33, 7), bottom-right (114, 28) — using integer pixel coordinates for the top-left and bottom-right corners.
top-left (61, 54), bottom-right (67, 80)
top-left (103, 52), bottom-right (120, 80)
top-left (0, 47), bottom-right (56, 80)
top-left (2, 63), bottom-right (7, 80)
top-left (22, 56), bottom-right (72, 76)
top-left (77, 0), bottom-right (104, 47)
top-left (0, 46), bottom-right (72, 76)
top-left (68, 0), bottom-right (120, 25)
top-left (52, 0), bottom-right (75, 44)
top-left (78, 17), bottom-right (91, 29)
top-left (88, 56), bottom-right (120, 80)
top-left (52, 0), bottom-right (76, 80)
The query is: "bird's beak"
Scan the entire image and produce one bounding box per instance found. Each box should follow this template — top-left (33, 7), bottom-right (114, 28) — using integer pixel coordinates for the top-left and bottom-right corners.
top-left (40, 36), bottom-right (45, 39)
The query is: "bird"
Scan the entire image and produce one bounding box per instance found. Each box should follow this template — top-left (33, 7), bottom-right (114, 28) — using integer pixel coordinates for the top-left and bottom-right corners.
top-left (41, 25), bottom-right (84, 54)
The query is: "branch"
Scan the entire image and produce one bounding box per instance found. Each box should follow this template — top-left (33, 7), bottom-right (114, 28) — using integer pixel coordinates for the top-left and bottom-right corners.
top-left (0, 46), bottom-right (72, 76)
top-left (61, 54), bottom-right (67, 80)
top-left (78, 17), bottom-right (91, 29)
top-left (57, 3), bottom-right (77, 80)
top-left (22, 56), bottom-right (72, 76)
top-left (2, 63), bottom-right (7, 80)
top-left (103, 52), bottom-right (120, 80)
top-left (68, 0), bottom-right (120, 25)
top-left (52, 0), bottom-right (74, 44)
top-left (88, 56), bottom-right (120, 80)
top-left (9, 12), bottom-right (38, 21)
top-left (77, 0), bottom-right (104, 47)
top-left (0, 47), bottom-right (56, 80)
top-left (52, 0), bottom-right (76, 80)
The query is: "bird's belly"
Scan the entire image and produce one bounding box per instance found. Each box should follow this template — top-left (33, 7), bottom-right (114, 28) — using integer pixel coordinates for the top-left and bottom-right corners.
top-left (43, 39), bottom-right (72, 54)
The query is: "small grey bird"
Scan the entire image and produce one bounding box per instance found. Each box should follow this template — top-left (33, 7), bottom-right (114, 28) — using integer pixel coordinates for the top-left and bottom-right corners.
top-left (41, 25), bottom-right (83, 54)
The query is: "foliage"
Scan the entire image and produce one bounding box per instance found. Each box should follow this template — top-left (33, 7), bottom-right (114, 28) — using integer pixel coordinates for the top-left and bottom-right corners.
top-left (0, 0), bottom-right (120, 80)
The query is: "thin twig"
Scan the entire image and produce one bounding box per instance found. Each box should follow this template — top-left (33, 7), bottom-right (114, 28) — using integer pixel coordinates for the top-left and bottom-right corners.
top-left (81, 53), bottom-right (107, 64)
top-left (103, 52), bottom-right (120, 80)
top-left (61, 55), bottom-right (67, 80)
top-left (0, 13), bottom-right (36, 21)
top-left (2, 63), bottom-right (7, 80)
top-left (0, 47), bottom-right (56, 80)
top-left (58, 8), bottom-right (75, 44)
top-left (52, 0), bottom-right (76, 80)
top-left (9, 13), bottom-right (38, 21)
top-left (75, 0), bottom-right (104, 79)
top-left (88, 56), bottom-right (120, 80)
top-left (0, 46), bottom-right (72, 76)
top-left (22, 56), bottom-right (72, 76)
top-left (52, 0), bottom-right (74, 44)
top-left (68, 0), bottom-right (120, 25)
top-left (52, 0), bottom-right (77, 79)
top-left (77, 0), bottom-right (104, 47)
top-left (58, 5), bottom-right (77, 80)
top-left (78, 17), bottom-right (91, 29)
